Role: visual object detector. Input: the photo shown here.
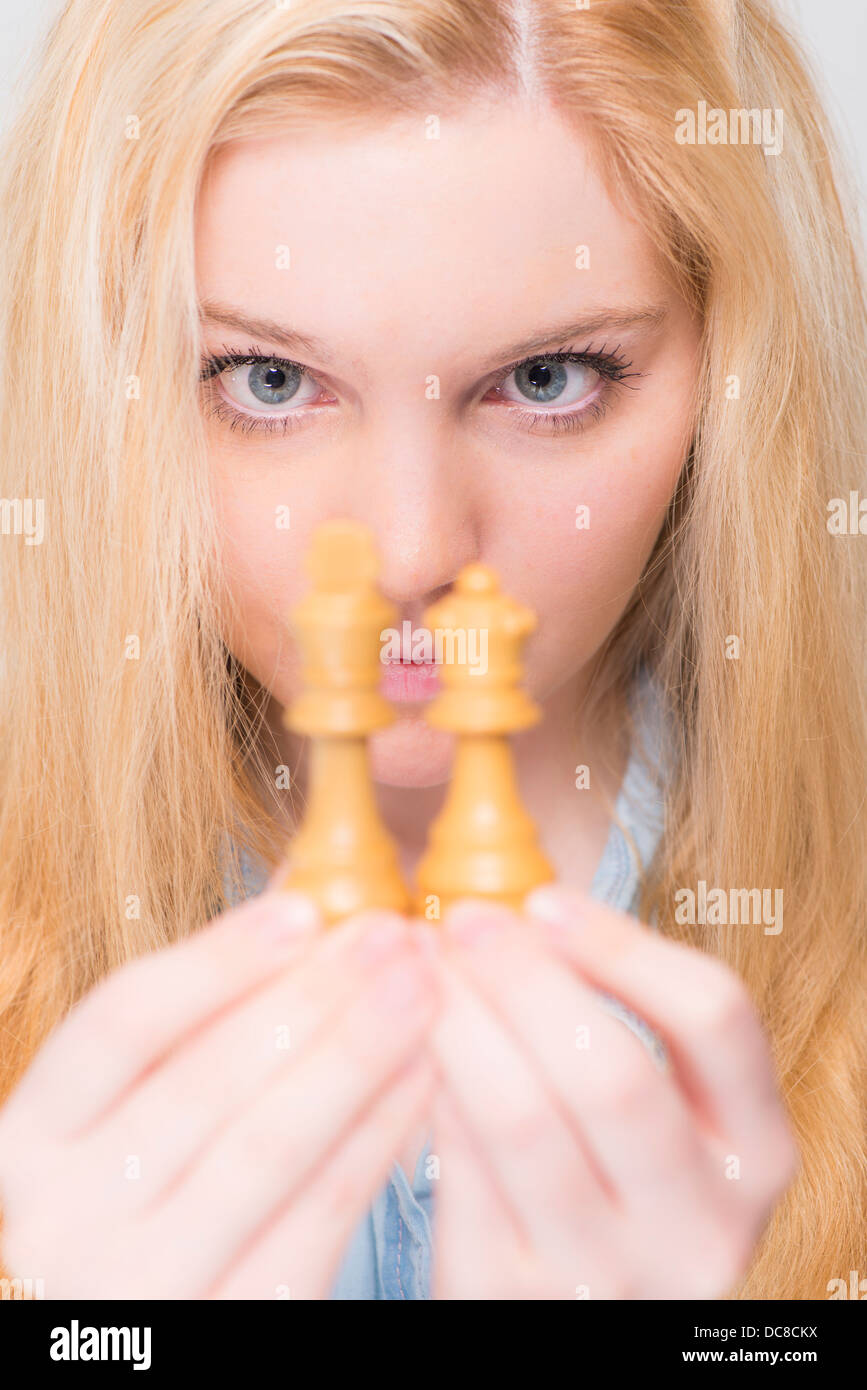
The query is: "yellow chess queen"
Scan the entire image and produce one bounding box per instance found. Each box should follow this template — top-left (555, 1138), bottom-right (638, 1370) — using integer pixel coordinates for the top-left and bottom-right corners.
top-left (415, 562), bottom-right (555, 916)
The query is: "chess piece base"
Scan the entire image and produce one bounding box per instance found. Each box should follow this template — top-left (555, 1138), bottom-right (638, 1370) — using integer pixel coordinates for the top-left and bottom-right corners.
top-left (415, 734), bottom-right (554, 917)
top-left (281, 737), bottom-right (410, 923)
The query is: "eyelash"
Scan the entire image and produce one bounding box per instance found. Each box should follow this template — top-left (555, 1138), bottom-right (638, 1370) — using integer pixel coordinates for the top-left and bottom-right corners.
top-left (489, 343), bottom-right (642, 437)
top-left (198, 340), bottom-right (644, 438)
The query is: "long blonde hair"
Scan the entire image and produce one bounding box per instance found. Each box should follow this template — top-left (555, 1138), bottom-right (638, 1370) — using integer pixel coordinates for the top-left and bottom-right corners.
top-left (0, 0), bottom-right (864, 1299)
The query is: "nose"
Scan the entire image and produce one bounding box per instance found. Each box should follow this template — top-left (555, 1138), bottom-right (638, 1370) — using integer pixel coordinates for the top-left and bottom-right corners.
top-left (375, 500), bottom-right (476, 615)
top-left (331, 419), bottom-right (482, 614)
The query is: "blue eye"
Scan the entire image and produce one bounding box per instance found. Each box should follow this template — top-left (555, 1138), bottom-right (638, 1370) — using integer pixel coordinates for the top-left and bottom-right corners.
top-left (201, 351), bottom-right (324, 416)
top-left (199, 342), bottom-right (641, 439)
top-left (515, 359), bottom-right (568, 402)
top-left (220, 357), bottom-right (322, 413)
top-left (244, 360), bottom-right (303, 405)
top-left (504, 356), bottom-right (599, 408)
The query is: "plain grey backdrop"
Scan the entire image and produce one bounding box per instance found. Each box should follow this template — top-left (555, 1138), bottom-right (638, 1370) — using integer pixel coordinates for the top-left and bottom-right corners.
top-left (0, 0), bottom-right (864, 213)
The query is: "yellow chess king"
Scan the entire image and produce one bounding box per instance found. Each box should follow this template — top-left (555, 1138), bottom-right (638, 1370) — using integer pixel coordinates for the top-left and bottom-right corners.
top-left (279, 521), bottom-right (411, 922)
top-left (415, 563), bottom-right (555, 915)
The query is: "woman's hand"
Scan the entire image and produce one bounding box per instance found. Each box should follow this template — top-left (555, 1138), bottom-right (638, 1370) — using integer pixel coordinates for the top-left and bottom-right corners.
top-left (426, 887), bottom-right (799, 1300)
top-left (0, 892), bottom-right (439, 1299)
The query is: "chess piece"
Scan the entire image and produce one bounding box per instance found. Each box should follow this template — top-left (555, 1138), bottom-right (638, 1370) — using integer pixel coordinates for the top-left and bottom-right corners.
top-left (279, 521), bottom-right (411, 923)
top-left (415, 564), bottom-right (555, 916)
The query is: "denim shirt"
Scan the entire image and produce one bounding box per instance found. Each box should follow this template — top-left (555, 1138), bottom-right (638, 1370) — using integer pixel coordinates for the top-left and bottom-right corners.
top-left (225, 673), bottom-right (669, 1299)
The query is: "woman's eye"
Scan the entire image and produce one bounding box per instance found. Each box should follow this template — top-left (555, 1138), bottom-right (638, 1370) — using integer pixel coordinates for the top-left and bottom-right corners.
top-left (496, 356), bottom-right (600, 409)
top-left (217, 358), bottom-right (323, 413)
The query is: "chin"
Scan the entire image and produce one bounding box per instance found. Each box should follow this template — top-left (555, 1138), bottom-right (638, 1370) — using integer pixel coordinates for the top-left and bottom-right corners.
top-left (368, 712), bottom-right (455, 788)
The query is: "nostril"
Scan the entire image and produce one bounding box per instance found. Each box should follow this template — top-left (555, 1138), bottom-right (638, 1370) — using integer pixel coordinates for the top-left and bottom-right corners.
top-left (394, 588), bottom-right (454, 632)
top-left (425, 581), bottom-right (455, 607)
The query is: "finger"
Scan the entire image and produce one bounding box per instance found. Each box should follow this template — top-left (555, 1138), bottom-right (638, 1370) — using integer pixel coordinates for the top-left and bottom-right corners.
top-left (428, 951), bottom-right (614, 1264)
top-left (97, 912), bottom-right (414, 1202)
top-left (444, 903), bottom-right (710, 1206)
top-left (210, 1056), bottom-right (438, 1300)
top-left (525, 886), bottom-right (794, 1159)
top-left (150, 941), bottom-right (439, 1286)
top-left (2, 891), bottom-right (322, 1139)
top-left (431, 1086), bottom-right (525, 1300)
top-left (455, 900), bottom-right (794, 1297)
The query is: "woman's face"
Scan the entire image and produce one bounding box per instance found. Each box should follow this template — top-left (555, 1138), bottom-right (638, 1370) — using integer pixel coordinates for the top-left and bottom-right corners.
top-left (195, 99), bottom-right (700, 788)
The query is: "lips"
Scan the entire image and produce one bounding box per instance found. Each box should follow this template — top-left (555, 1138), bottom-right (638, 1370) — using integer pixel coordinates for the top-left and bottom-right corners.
top-left (379, 658), bottom-right (440, 704)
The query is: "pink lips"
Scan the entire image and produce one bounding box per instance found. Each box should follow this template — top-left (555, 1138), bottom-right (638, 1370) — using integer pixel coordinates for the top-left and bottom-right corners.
top-left (379, 659), bottom-right (441, 704)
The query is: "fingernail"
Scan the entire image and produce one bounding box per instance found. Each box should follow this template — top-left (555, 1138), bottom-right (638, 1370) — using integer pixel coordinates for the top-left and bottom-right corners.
top-left (444, 899), bottom-right (510, 945)
top-left (374, 953), bottom-right (429, 1008)
top-left (257, 892), bottom-right (321, 944)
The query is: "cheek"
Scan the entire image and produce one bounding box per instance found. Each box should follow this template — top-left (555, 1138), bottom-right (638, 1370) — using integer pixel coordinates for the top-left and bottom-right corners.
top-left (504, 437), bottom-right (684, 694)
top-left (210, 470), bottom-right (305, 692)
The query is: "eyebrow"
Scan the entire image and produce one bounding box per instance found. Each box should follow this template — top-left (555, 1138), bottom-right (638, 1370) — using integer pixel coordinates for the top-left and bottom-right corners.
top-left (198, 299), bottom-right (668, 371)
top-left (477, 307), bottom-right (668, 368)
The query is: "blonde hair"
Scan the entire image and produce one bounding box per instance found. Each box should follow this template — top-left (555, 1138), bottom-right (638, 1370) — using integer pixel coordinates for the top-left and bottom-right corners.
top-left (0, 0), bottom-right (864, 1299)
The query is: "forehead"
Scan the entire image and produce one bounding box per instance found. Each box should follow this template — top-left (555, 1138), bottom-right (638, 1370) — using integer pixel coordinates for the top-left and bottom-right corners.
top-left (194, 102), bottom-right (665, 370)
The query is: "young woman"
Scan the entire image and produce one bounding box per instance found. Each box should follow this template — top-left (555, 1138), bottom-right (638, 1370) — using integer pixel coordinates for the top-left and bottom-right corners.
top-left (0, 0), bottom-right (864, 1300)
